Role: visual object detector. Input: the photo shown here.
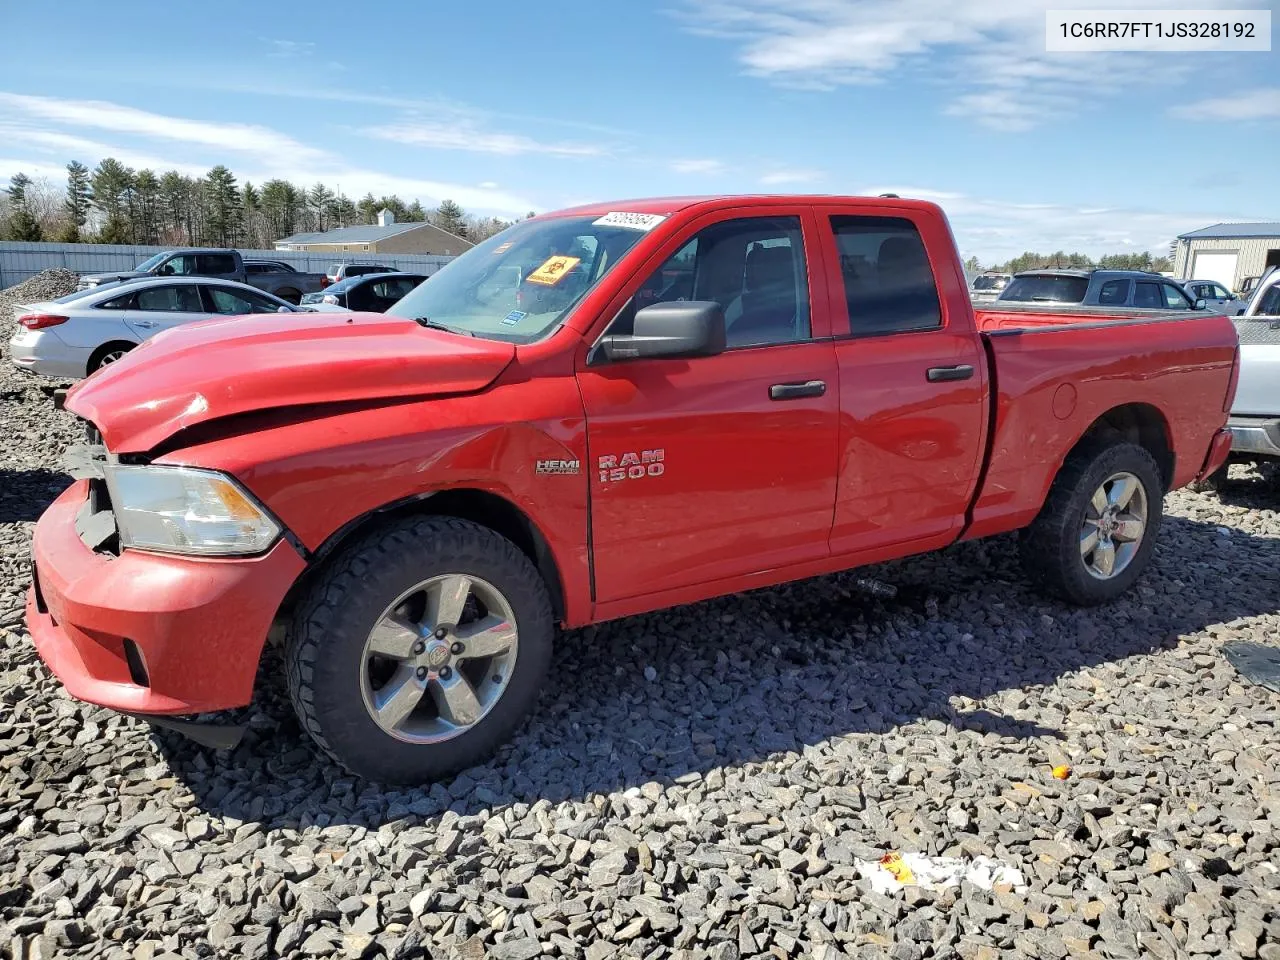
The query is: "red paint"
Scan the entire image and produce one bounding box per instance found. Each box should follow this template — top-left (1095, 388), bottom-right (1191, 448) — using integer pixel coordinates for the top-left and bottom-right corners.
top-left (33, 196), bottom-right (1238, 719)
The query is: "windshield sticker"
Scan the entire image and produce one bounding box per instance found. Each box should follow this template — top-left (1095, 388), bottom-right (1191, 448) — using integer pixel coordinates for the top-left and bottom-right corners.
top-left (525, 255), bottom-right (581, 286)
top-left (593, 212), bottom-right (667, 231)
top-left (502, 310), bottom-right (528, 326)
top-left (493, 241), bottom-right (513, 254)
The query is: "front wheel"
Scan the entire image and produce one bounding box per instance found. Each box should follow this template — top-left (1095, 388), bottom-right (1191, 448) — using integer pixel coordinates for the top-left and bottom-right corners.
top-left (1019, 442), bottom-right (1163, 606)
top-left (286, 516), bottom-right (553, 783)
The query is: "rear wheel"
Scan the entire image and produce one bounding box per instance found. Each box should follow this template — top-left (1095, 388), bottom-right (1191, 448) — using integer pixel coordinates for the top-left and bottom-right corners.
top-left (1019, 441), bottom-right (1163, 606)
top-left (286, 516), bottom-right (553, 783)
top-left (87, 341), bottom-right (135, 374)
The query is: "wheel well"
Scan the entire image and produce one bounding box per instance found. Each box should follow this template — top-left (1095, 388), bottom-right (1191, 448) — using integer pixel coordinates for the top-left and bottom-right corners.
top-left (87, 340), bottom-right (136, 374)
top-left (1072, 403), bottom-right (1174, 489)
top-left (288, 489), bottom-right (566, 623)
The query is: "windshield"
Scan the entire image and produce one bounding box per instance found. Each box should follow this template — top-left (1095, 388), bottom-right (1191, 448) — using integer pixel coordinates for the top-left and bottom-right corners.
top-left (973, 275), bottom-right (1007, 291)
top-left (1000, 275), bottom-right (1089, 303)
top-left (135, 253), bottom-right (168, 272)
top-left (385, 214), bottom-right (658, 341)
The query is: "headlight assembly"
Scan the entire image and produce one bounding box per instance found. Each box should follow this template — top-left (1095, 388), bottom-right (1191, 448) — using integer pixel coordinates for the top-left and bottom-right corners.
top-left (104, 464), bottom-right (281, 556)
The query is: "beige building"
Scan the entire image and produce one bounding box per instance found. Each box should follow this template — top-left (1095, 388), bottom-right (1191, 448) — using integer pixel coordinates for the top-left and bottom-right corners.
top-left (275, 209), bottom-right (474, 256)
top-left (1173, 222), bottom-right (1280, 294)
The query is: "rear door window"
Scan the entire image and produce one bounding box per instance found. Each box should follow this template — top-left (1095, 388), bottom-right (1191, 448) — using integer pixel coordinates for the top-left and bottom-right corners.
top-left (828, 216), bottom-right (941, 335)
top-left (1097, 279), bottom-right (1131, 306)
top-left (1000, 275), bottom-right (1089, 303)
top-left (196, 254), bottom-right (238, 274)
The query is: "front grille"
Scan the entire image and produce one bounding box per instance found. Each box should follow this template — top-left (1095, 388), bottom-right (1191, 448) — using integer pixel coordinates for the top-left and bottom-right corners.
top-left (67, 418), bottom-right (119, 555)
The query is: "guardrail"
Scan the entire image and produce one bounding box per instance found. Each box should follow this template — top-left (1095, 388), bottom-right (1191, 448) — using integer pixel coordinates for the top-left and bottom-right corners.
top-left (0, 242), bottom-right (455, 288)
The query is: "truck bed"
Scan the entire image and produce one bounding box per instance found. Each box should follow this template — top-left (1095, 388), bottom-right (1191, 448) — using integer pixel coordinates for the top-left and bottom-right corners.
top-left (964, 305), bottom-right (1238, 541)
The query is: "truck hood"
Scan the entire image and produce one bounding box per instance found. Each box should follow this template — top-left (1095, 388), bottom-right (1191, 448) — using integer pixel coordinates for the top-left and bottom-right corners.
top-left (66, 311), bottom-right (516, 452)
top-left (81, 271), bottom-right (146, 285)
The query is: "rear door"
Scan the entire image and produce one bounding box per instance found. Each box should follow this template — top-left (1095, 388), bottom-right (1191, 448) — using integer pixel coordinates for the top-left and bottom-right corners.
top-left (195, 253), bottom-right (241, 281)
top-left (201, 284), bottom-right (287, 315)
top-left (577, 206), bottom-right (841, 602)
top-left (123, 283), bottom-right (213, 339)
top-left (815, 206), bottom-right (987, 557)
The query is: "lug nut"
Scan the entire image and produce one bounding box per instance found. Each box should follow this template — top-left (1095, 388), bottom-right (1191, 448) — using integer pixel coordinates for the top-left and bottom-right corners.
top-left (434, 628), bottom-right (448, 640)
top-left (450, 642), bottom-right (464, 655)
top-left (416, 666), bottom-right (428, 680)
top-left (439, 666), bottom-right (452, 680)
top-left (412, 641), bottom-right (426, 655)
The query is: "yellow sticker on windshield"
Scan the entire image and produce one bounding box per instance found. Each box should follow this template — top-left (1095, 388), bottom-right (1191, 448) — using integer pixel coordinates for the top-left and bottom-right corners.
top-left (525, 255), bottom-right (581, 286)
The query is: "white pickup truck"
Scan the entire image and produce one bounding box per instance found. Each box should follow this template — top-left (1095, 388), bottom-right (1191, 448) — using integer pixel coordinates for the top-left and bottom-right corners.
top-left (1219, 268), bottom-right (1280, 471)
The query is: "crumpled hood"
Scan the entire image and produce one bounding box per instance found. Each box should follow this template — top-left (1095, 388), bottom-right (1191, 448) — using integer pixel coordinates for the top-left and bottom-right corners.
top-left (66, 311), bottom-right (516, 452)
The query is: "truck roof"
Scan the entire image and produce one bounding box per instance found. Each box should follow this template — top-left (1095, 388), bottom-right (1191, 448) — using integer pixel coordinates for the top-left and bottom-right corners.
top-left (543, 194), bottom-right (944, 219)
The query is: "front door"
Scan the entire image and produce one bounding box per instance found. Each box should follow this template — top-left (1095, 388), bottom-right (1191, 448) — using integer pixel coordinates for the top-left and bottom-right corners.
top-left (815, 207), bottom-right (987, 557)
top-left (578, 209), bottom-right (840, 603)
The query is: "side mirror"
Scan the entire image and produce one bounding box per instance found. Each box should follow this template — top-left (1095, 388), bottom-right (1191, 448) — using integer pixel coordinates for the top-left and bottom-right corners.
top-left (278, 305), bottom-right (292, 313)
top-left (1195, 298), bottom-right (1207, 310)
top-left (597, 301), bottom-right (727, 362)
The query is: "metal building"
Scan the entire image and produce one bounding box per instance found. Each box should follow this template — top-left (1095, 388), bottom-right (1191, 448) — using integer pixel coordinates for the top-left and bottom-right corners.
top-left (1173, 222), bottom-right (1280, 294)
top-left (274, 209), bottom-right (474, 257)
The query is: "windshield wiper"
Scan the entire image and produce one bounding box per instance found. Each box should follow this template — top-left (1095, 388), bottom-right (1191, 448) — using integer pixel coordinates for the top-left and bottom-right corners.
top-left (413, 319), bottom-right (475, 337)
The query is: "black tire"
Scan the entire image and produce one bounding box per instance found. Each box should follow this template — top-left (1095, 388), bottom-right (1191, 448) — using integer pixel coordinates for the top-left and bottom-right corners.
top-left (1019, 441), bottom-right (1163, 606)
top-left (87, 341), bottom-right (135, 374)
top-left (286, 516), bottom-right (553, 783)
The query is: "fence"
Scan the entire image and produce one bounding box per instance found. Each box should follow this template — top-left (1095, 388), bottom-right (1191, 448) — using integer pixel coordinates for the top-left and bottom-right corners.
top-left (0, 242), bottom-right (455, 288)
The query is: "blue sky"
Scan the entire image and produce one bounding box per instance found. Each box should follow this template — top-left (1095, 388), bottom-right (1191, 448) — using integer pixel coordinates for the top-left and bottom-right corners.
top-left (0, 0), bottom-right (1277, 263)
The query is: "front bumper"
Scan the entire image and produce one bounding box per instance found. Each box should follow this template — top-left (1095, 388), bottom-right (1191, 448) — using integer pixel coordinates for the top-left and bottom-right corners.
top-left (27, 480), bottom-right (306, 716)
top-left (1228, 416), bottom-right (1280, 459)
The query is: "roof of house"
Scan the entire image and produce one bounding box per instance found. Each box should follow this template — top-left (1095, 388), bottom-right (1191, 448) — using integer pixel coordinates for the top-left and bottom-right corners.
top-left (278, 221), bottom-right (469, 245)
top-left (1177, 222), bottom-right (1280, 240)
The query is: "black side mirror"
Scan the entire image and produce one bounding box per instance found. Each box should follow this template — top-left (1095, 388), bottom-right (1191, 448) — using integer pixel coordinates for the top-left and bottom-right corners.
top-left (597, 301), bottom-right (727, 362)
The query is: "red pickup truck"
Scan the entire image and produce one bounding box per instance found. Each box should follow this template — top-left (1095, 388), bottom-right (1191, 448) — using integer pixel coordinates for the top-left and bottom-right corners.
top-left (27, 195), bottom-right (1238, 783)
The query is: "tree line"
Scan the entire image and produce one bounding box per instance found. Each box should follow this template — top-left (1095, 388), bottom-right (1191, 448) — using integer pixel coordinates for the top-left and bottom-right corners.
top-left (966, 249), bottom-right (1175, 275)
top-left (0, 158), bottom-right (531, 249)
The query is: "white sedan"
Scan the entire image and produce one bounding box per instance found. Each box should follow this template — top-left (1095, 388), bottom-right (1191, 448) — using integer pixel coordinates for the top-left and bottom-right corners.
top-left (9, 277), bottom-right (306, 379)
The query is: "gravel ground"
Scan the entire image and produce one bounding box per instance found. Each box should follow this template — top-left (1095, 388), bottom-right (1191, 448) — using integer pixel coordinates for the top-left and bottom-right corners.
top-left (1, 272), bottom-right (1279, 960)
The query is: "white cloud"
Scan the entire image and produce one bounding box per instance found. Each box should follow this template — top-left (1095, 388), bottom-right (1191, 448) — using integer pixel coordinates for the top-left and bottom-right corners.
top-left (0, 92), bottom-right (331, 165)
top-left (1174, 87), bottom-right (1280, 121)
top-left (863, 184), bottom-right (1244, 263)
top-left (364, 121), bottom-right (607, 157)
top-left (759, 168), bottom-right (824, 185)
top-left (0, 92), bottom-right (536, 215)
top-left (264, 38), bottom-right (316, 58)
top-left (679, 0), bottom-right (1246, 130)
top-left (670, 158), bottom-right (725, 174)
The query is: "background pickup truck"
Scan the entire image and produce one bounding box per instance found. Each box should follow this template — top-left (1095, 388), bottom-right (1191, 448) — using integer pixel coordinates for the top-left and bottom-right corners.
top-left (30, 195), bottom-right (1238, 784)
top-left (76, 249), bottom-right (325, 303)
top-left (1210, 267), bottom-right (1280, 476)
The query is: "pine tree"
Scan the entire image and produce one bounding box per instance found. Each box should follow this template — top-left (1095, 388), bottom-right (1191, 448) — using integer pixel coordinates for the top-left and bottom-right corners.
top-left (61, 161), bottom-right (92, 241)
top-left (133, 170), bottom-right (160, 244)
top-left (434, 199), bottom-right (467, 237)
top-left (203, 165), bottom-right (243, 246)
top-left (308, 183), bottom-right (333, 232)
top-left (91, 158), bottom-right (135, 243)
top-left (405, 199), bottom-right (427, 222)
top-left (5, 173), bottom-right (43, 241)
top-left (357, 192), bottom-right (379, 224)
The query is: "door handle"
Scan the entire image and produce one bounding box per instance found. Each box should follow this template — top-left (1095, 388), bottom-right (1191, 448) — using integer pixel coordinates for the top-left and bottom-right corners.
top-left (769, 380), bottom-right (826, 400)
top-left (926, 364), bottom-right (974, 383)
top-left (132, 320), bottom-right (158, 328)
